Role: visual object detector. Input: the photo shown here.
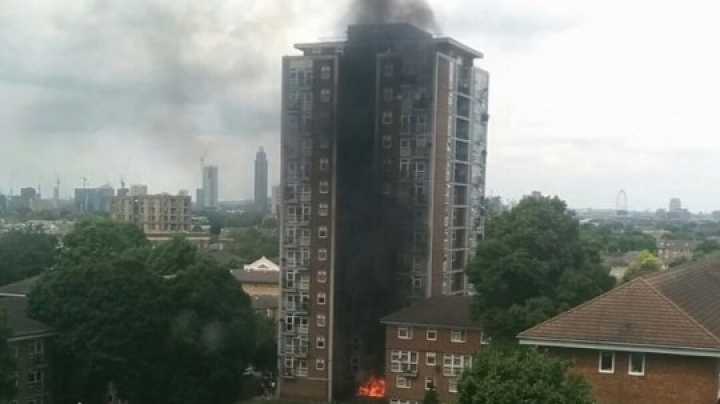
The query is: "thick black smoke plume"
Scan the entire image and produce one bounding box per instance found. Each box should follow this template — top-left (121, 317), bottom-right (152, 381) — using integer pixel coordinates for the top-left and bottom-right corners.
top-left (348, 0), bottom-right (438, 31)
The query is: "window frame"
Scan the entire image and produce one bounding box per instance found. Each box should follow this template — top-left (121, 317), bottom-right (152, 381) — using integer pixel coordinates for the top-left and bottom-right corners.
top-left (316, 314), bottom-right (326, 327)
top-left (397, 326), bottom-right (413, 339)
top-left (316, 359), bottom-right (326, 371)
top-left (450, 329), bottom-right (466, 343)
top-left (598, 351), bottom-right (615, 374)
top-left (396, 375), bottom-right (411, 389)
top-left (425, 352), bottom-right (436, 366)
top-left (628, 352), bottom-right (645, 376)
top-left (426, 328), bottom-right (437, 341)
top-left (316, 336), bottom-right (326, 349)
top-left (317, 292), bottom-right (327, 305)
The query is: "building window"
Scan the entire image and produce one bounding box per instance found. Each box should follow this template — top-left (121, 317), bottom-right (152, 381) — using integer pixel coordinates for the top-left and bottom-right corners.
top-left (350, 356), bottom-right (360, 372)
top-left (390, 349), bottom-right (419, 373)
top-left (317, 315), bottom-right (326, 327)
top-left (424, 377), bottom-right (435, 391)
top-left (318, 248), bottom-right (328, 261)
top-left (316, 337), bottom-right (326, 349)
top-left (319, 157), bottom-right (329, 171)
top-left (384, 88), bottom-right (394, 102)
top-left (383, 111), bottom-right (393, 125)
top-left (316, 359), bottom-right (326, 371)
top-left (628, 353), bottom-right (645, 376)
top-left (321, 65), bottom-right (331, 80)
top-left (450, 329), bottom-right (466, 343)
top-left (319, 203), bottom-right (329, 216)
top-left (297, 360), bottom-right (308, 376)
top-left (318, 226), bottom-right (328, 239)
top-left (318, 270), bottom-right (327, 283)
top-left (426, 352), bottom-right (436, 366)
top-left (319, 181), bottom-right (329, 194)
top-left (398, 326), bottom-right (413, 339)
top-left (383, 62), bottom-right (394, 78)
top-left (317, 292), bottom-right (327, 305)
top-left (396, 376), bottom-right (411, 389)
top-left (599, 351), bottom-right (615, 374)
top-left (448, 378), bottom-right (458, 393)
top-left (426, 328), bottom-right (437, 341)
top-left (443, 354), bottom-right (472, 376)
top-left (382, 135), bottom-right (392, 148)
top-left (320, 88), bottom-right (331, 102)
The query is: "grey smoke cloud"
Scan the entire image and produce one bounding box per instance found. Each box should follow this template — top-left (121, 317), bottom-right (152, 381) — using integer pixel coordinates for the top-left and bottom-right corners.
top-left (347, 0), bottom-right (439, 31)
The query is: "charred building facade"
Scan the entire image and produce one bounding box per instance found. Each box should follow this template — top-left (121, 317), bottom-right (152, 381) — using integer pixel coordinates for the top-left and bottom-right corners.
top-left (278, 23), bottom-right (489, 401)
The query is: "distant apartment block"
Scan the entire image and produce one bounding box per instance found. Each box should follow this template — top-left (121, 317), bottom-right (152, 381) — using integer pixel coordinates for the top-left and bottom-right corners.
top-left (110, 193), bottom-right (191, 232)
top-left (74, 186), bottom-right (115, 212)
top-left (278, 23), bottom-right (489, 401)
top-left (255, 147), bottom-right (269, 213)
top-left (130, 184), bottom-right (149, 196)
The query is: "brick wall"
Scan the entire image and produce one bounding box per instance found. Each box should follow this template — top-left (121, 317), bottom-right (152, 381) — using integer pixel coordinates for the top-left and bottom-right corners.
top-left (280, 378), bottom-right (328, 401)
top-left (550, 347), bottom-right (719, 404)
top-left (385, 324), bottom-right (484, 404)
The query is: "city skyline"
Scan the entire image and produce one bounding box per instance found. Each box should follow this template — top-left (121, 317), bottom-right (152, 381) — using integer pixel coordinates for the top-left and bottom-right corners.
top-left (1, 0), bottom-right (719, 210)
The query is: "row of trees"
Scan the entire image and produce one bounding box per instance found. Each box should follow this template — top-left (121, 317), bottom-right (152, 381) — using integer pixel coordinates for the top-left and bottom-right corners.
top-left (0, 227), bottom-right (58, 286)
top-left (1, 218), bottom-right (276, 404)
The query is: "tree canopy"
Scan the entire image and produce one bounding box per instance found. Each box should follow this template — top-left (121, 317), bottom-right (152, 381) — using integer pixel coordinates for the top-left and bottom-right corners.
top-left (622, 250), bottom-right (663, 282)
top-left (468, 195), bottom-right (615, 341)
top-left (0, 309), bottom-right (16, 401)
top-left (457, 346), bottom-right (594, 404)
top-left (28, 218), bottom-right (264, 404)
top-left (580, 223), bottom-right (657, 255)
top-left (0, 227), bottom-right (58, 286)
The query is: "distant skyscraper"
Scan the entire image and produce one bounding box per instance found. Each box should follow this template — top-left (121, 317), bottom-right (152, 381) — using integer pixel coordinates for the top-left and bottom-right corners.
top-left (254, 147), bottom-right (269, 212)
top-left (202, 165), bottom-right (219, 209)
top-left (669, 198), bottom-right (682, 212)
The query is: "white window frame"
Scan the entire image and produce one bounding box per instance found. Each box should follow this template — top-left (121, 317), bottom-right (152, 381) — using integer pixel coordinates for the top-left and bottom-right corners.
top-left (443, 354), bottom-right (472, 377)
top-left (383, 111), bottom-right (393, 125)
top-left (396, 376), bottom-right (411, 389)
top-left (318, 226), bottom-right (328, 239)
top-left (628, 352), bottom-right (645, 376)
top-left (316, 336), bottom-right (326, 349)
top-left (319, 157), bottom-right (329, 171)
top-left (318, 248), bottom-right (328, 261)
top-left (390, 349), bottom-right (419, 373)
top-left (448, 377), bottom-right (458, 393)
top-left (319, 181), bottom-right (329, 194)
top-left (424, 377), bottom-right (435, 391)
top-left (317, 270), bottom-right (327, 283)
top-left (297, 360), bottom-right (308, 376)
top-left (598, 351), bottom-right (615, 374)
top-left (382, 135), bottom-right (392, 148)
top-left (450, 329), bottom-right (467, 343)
top-left (317, 292), bottom-right (327, 305)
top-left (426, 352), bottom-right (436, 366)
top-left (398, 326), bottom-right (413, 339)
top-left (426, 328), bottom-right (437, 341)
top-left (320, 88), bottom-right (331, 102)
top-left (316, 359), bottom-right (325, 371)
top-left (319, 203), bottom-right (329, 216)
top-left (316, 314), bottom-right (326, 327)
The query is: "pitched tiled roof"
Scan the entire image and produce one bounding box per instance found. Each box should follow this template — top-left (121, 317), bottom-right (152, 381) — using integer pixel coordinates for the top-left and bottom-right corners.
top-left (0, 276), bottom-right (41, 296)
top-left (0, 296), bottom-right (54, 338)
top-left (519, 254), bottom-right (720, 351)
top-left (381, 295), bottom-right (481, 329)
top-left (231, 269), bottom-right (280, 285)
top-left (251, 295), bottom-right (279, 310)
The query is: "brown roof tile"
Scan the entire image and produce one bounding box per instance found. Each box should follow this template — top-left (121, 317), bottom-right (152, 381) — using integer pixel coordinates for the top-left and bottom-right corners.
top-left (381, 295), bottom-right (480, 329)
top-left (519, 254), bottom-right (720, 351)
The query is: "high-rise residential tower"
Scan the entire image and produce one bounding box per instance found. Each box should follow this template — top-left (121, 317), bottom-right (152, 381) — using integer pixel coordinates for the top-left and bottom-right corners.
top-left (255, 147), bottom-right (269, 212)
top-left (278, 23), bottom-right (489, 401)
top-left (201, 165), bottom-right (219, 209)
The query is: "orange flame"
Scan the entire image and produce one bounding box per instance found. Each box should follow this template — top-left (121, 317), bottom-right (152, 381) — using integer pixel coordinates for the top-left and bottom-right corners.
top-left (357, 375), bottom-right (386, 398)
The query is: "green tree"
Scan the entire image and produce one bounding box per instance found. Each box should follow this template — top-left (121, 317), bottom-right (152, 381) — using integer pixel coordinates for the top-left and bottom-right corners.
top-left (230, 227), bottom-right (279, 260)
top-left (252, 316), bottom-right (278, 373)
top-left (0, 227), bottom-right (58, 286)
top-left (457, 346), bottom-right (593, 404)
top-left (28, 220), bottom-right (259, 404)
top-left (147, 236), bottom-right (199, 276)
top-left (694, 239), bottom-right (720, 255)
top-left (468, 195), bottom-right (615, 341)
top-left (622, 250), bottom-right (664, 282)
top-left (0, 309), bottom-right (16, 401)
top-left (58, 217), bottom-right (148, 266)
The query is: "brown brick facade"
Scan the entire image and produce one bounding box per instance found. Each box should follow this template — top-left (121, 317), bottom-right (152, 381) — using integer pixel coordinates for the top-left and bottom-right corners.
top-left (549, 347), bottom-right (719, 404)
top-left (384, 324), bottom-right (484, 404)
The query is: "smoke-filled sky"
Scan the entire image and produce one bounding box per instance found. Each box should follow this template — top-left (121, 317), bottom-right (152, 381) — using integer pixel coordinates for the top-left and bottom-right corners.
top-left (1, 0), bottom-right (719, 211)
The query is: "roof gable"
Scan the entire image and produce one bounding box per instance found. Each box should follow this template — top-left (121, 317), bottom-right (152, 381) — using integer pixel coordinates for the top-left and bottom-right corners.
top-left (244, 256), bottom-right (279, 271)
top-left (519, 278), bottom-right (720, 350)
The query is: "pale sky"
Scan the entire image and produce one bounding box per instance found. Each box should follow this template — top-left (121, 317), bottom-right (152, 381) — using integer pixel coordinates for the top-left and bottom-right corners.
top-left (1, 0), bottom-right (719, 211)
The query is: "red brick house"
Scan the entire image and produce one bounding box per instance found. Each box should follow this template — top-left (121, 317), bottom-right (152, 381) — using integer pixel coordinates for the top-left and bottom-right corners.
top-left (381, 296), bottom-right (487, 404)
top-left (518, 256), bottom-right (720, 404)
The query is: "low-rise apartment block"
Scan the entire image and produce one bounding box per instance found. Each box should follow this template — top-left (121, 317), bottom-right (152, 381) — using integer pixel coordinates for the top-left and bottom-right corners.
top-left (380, 296), bottom-right (487, 404)
top-left (110, 194), bottom-right (191, 233)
